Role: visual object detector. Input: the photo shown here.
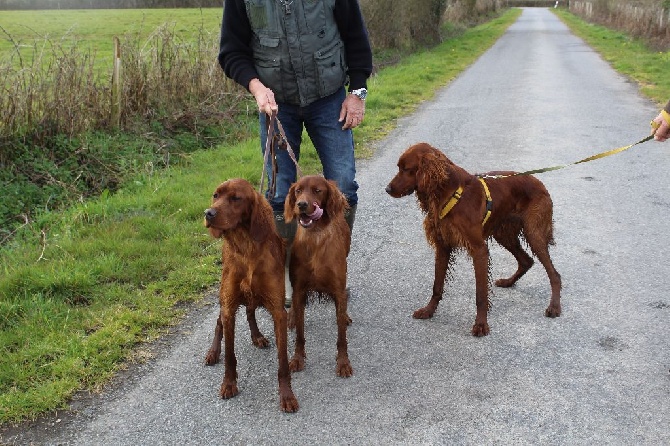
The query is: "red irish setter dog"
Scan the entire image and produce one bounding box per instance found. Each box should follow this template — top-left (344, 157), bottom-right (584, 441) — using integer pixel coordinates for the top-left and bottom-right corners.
top-left (386, 143), bottom-right (562, 336)
top-left (203, 178), bottom-right (298, 413)
top-left (284, 175), bottom-right (353, 377)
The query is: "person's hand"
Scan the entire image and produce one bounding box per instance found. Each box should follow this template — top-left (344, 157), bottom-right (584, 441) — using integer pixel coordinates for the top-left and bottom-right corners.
top-left (249, 78), bottom-right (278, 115)
top-left (339, 93), bottom-right (365, 130)
top-left (651, 110), bottom-right (670, 141)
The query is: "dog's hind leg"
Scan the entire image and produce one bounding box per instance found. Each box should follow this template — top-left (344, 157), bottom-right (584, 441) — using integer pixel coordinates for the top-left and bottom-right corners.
top-left (204, 313), bottom-right (223, 365)
top-left (524, 203), bottom-right (562, 318)
top-left (527, 237), bottom-right (562, 318)
top-left (493, 230), bottom-right (534, 288)
top-left (220, 305), bottom-right (239, 399)
top-left (246, 306), bottom-right (269, 348)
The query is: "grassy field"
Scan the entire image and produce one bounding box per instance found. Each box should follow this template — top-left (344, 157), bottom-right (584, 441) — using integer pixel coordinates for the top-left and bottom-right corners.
top-left (1, 5), bottom-right (669, 425)
top-left (0, 8), bottom-right (222, 61)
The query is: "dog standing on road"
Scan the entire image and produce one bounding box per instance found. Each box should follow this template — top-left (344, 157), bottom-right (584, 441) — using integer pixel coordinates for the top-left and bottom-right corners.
top-left (386, 143), bottom-right (562, 336)
top-left (203, 178), bottom-right (299, 413)
top-left (284, 175), bottom-right (353, 377)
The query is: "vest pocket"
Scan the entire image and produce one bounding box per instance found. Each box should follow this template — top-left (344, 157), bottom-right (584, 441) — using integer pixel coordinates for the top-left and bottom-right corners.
top-left (313, 39), bottom-right (346, 97)
top-left (254, 38), bottom-right (281, 91)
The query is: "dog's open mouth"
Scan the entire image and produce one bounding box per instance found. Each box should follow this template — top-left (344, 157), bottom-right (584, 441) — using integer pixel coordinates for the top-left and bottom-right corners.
top-left (299, 214), bottom-right (315, 228)
top-left (298, 202), bottom-right (323, 228)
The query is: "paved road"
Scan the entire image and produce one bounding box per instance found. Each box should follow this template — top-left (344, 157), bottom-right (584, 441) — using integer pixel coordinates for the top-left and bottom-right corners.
top-left (5, 7), bottom-right (669, 445)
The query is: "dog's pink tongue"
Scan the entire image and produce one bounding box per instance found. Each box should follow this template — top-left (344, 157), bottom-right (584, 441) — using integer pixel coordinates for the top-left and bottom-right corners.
top-left (308, 202), bottom-right (323, 220)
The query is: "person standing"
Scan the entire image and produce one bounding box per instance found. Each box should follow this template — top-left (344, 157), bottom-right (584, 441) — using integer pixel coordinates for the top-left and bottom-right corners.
top-left (217, 0), bottom-right (373, 304)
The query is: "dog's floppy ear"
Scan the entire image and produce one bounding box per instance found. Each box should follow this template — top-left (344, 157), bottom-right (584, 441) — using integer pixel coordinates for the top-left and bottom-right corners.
top-left (416, 148), bottom-right (448, 194)
top-left (249, 192), bottom-right (274, 243)
top-left (283, 182), bottom-right (298, 223)
top-left (325, 179), bottom-right (348, 218)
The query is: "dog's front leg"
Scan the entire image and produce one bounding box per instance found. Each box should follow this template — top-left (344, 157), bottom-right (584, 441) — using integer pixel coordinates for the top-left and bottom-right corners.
top-left (334, 290), bottom-right (353, 377)
top-left (271, 306), bottom-right (299, 413)
top-left (220, 304), bottom-right (239, 399)
top-left (471, 244), bottom-right (491, 337)
top-left (289, 286), bottom-right (308, 373)
top-left (414, 247), bottom-right (452, 319)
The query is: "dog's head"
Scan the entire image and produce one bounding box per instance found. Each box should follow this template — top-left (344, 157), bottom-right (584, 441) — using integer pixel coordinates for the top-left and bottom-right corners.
top-left (204, 178), bottom-right (274, 242)
top-left (386, 142), bottom-right (451, 198)
top-left (284, 175), bottom-right (348, 229)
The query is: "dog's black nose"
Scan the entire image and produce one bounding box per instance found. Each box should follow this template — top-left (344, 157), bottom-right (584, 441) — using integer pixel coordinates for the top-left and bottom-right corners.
top-left (385, 185), bottom-right (393, 195)
top-left (297, 201), bottom-right (308, 211)
top-left (204, 208), bottom-right (216, 220)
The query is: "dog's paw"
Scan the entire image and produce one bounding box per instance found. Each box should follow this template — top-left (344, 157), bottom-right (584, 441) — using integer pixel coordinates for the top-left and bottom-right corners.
top-left (220, 380), bottom-right (239, 399)
top-left (336, 359), bottom-right (353, 378)
top-left (544, 305), bottom-right (561, 318)
top-left (494, 278), bottom-right (515, 288)
top-left (204, 349), bottom-right (220, 365)
top-left (280, 391), bottom-right (300, 413)
top-left (412, 306), bottom-right (435, 319)
top-left (251, 334), bottom-right (270, 348)
top-left (289, 355), bottom-right (305, 372)
top-left (471, 322), bottom-right (490, 337)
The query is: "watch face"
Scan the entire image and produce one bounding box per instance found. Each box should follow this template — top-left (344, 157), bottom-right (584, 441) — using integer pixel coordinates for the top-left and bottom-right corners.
top-left (353, 88), bottom-right (367, 100)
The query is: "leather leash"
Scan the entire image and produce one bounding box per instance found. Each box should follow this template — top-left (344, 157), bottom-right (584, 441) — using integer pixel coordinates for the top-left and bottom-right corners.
top-left (259, 112), bottom-right (303, 195)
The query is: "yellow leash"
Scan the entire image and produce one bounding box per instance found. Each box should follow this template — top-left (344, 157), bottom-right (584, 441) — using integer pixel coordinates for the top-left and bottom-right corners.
top-left (480, 134), bottom-right (654, 179)
top-left (439, 133), bottom-right (654, 224)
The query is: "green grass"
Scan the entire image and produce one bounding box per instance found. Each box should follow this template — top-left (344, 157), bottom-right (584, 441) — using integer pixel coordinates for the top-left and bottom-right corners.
top-left (0, 8), bottom-right (223, 63)
top-left (9, 5), bottom-right (668, 424)
top-left (554, 8), bottom-right (670, 107)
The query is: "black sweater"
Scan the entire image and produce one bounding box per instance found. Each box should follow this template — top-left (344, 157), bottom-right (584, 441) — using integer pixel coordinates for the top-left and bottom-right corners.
top-left (218, 0), bottom-right (373, 94)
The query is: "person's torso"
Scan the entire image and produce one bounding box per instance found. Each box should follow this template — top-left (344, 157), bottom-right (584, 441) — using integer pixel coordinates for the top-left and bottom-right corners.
top-left (244, 0), bottom-right (347, 106)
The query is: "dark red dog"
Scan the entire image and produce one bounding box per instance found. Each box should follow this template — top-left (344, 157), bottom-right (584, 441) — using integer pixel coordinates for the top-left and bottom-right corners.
top-left (284, 175), bottom-right (353, 377)
top-left (386, 143), bottom-right (562, 336)
top-left (203, 178), bottom-right (298, 412)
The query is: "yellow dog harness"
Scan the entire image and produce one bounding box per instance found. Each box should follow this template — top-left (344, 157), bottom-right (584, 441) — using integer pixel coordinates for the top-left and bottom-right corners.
top-left (439, 177), bottom-right (492, 226)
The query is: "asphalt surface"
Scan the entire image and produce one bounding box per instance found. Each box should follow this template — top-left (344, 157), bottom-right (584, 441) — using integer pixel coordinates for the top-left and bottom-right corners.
top-left (4, 7), bottom-right (669, 445)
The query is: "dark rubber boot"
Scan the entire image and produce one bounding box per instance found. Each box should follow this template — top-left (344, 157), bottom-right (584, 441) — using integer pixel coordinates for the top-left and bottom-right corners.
top-left (344, 204), bottom-right (357, 233)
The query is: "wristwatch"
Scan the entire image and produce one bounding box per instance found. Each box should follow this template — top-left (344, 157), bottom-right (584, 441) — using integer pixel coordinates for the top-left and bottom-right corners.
top-left (350, 88), bottom-right (367, 101)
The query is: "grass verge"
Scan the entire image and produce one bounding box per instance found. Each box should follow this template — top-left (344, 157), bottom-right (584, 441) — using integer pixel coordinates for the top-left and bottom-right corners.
top-left (554, 8), bottom-right (670, 107)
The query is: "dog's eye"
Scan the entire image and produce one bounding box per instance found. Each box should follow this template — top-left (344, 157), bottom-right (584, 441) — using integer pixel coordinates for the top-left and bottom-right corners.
top-left (314, 188), bottom-right (321, 194)
top-left (212, 193), bottom-right (219, 199)
top-left (230, 195), bottom-right (241, 202)
top-left (296, 188), bottom-right (302, 194)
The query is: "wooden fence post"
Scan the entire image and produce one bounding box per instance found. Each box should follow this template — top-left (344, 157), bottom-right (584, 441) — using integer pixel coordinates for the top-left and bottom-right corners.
top-left (111, 36), bottom-right (122, 129)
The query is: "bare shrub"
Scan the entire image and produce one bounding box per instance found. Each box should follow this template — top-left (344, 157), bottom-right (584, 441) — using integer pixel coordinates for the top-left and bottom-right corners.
top-left (361, 0), bottom-right (502, 51)
top-left (0, 22), bottom-right (245, 144)
top-left (570, 0), bottom-right (670, 49)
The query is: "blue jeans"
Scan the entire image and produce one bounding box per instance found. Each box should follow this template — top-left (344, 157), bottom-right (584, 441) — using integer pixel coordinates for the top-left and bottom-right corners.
top-left (260, 87), bottom-right (358, 213)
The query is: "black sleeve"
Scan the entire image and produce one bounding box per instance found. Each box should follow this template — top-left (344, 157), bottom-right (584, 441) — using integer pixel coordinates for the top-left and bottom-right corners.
top-left (334, 0), bottom-right (373, 91)
top-left (218, 0), bottom-right (258, 91)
